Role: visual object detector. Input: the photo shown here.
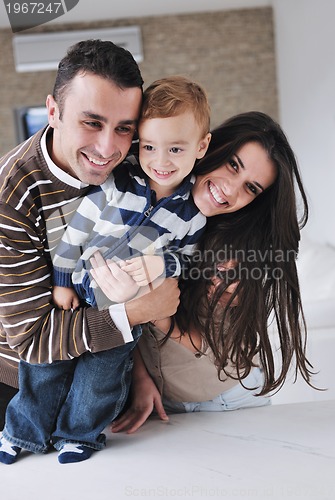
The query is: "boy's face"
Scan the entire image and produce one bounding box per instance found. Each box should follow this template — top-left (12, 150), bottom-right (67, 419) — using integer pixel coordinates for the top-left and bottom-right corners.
top-left (138, 112), bottom-right (211, 197)
top-left (47, 72), bottom-right (142, 186)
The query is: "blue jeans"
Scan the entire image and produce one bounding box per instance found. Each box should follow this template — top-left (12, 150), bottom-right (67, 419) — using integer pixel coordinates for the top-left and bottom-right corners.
top-left (2, 327), bottom-right (141, 453)
top-left (163, 368), bottom-right (271, 413)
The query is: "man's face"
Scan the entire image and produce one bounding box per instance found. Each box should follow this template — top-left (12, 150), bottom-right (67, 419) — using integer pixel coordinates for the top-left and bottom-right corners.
top-left (47, 72), bottom-right (142, 185)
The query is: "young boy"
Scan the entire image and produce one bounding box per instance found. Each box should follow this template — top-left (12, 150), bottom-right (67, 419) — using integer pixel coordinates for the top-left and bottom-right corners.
top-left (0, 76), bottom-right (211, 465)
top-left (52, 75), bottom-right (211, 310)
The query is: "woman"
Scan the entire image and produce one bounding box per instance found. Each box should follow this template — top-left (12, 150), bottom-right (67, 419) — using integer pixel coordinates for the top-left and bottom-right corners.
top-left (92, 111), bottom-right (313, 433)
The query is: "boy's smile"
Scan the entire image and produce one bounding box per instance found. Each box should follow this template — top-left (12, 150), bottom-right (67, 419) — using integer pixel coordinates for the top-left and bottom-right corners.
top-left (138, 112), bottom-right (211, 199)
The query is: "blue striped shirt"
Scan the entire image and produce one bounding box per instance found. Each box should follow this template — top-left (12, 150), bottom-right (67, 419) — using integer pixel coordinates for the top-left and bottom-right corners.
top-left (53, 156), bottom-right (206, 306)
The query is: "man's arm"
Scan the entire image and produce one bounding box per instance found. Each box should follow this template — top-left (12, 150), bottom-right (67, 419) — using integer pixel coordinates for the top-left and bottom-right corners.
top-left (125, 278), bottom-right (180, 327)
top-left (0, 204), bottom-right (180, 364)
top-left (0, 204), bottom-right (125, 364)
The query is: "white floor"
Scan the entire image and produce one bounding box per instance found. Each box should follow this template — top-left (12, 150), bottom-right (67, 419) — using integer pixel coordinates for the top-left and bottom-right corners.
top-left (1, 400), bottom-right (335, 500)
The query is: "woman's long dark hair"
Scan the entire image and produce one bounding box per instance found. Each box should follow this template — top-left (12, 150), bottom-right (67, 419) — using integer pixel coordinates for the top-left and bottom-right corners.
top-left (175, 111), bottom-right (313, 395)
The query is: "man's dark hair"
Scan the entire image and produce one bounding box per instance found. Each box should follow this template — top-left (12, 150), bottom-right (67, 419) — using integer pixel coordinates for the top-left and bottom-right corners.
top-left (53, 39), bottom-right (143, 118)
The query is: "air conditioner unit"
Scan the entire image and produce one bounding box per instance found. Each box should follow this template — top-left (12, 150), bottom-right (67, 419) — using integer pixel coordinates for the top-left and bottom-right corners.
top-left (12, 26), bottom-right (143, 72)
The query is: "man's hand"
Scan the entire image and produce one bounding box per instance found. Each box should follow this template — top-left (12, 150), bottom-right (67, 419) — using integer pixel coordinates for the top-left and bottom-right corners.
top-left (125, 278), bottom-right (180, 327)
top-left (90, 252), bottom-right (140, 303)
top-left (90, 252), bottom-right (180, 324)
top-left (91, 255), bottom-right (237, 316)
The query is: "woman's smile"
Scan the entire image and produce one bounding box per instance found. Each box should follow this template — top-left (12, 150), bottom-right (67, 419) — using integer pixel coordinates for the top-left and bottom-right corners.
top-left (208, 181), bottom-right (229, 206)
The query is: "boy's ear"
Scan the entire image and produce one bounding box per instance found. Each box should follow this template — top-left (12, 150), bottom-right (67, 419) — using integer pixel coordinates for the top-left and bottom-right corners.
top-left (196, 132), bottom-right (212, 159)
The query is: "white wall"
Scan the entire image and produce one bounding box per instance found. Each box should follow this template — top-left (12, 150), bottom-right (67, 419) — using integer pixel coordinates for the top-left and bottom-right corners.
top-left (273, 0), bottom-right (335, 246)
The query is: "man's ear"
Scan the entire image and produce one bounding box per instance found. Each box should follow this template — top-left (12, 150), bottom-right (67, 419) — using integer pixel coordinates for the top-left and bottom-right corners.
top-left (46, 94), bottom-right (59, 129)
top-left (197, 132), bottom-right (212, 159)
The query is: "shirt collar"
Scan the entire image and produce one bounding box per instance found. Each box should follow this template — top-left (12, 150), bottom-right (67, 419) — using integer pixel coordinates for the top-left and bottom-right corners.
top-left (40, 127), bottom-right (89, 189)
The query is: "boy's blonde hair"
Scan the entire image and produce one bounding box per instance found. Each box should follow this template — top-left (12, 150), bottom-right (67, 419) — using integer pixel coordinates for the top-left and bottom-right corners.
top-left (141, 76), bottom-right (211, 137)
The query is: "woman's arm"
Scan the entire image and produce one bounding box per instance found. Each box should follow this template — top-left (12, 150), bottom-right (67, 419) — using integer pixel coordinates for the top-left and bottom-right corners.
top-left (111, 347), bottom-right (169, 434)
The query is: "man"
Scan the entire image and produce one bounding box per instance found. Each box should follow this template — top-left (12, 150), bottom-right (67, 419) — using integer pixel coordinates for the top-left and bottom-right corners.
top-left (0, 39), bottom-right (180, 430)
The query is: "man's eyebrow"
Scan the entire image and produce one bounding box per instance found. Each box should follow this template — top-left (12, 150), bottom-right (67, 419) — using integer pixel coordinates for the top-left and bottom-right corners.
top-left (82, 111), bottom-right (107, 123)
top-left (119, 119), bottom-right (138, 126)
top-left (82, 112), bottom-right (137, 127)
top-left (235, 153), bottom-right (265, 192)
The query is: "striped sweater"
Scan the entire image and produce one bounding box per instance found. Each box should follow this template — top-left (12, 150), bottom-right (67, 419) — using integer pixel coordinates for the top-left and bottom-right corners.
top-left (0, 128), bottom-right (128, 388)
top-left (53, 158), bottom-right (206, 307)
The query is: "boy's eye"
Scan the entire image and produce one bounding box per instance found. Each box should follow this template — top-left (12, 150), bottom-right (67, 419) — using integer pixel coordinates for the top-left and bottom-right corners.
top-left (143, 145), bottom-right (154, 151)
top-left (170, 147), bottom-right (182, 154)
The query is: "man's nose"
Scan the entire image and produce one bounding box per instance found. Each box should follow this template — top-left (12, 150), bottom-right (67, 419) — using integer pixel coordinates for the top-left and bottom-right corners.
top-left (96, 130), bottom-right (119, 159)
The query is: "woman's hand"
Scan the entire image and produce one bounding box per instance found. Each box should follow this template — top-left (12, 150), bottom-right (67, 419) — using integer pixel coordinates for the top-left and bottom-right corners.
top-left (111, 377), bottom-right (168, 434)
top-left (90, 251), bottom-right (140, 303)
top-left (111, 348), bottom-right (169, 434)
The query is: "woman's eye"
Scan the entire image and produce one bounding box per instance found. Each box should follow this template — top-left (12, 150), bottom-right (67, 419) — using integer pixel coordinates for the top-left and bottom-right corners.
top-left (229, 160), bottom-right (238, 172)
top-left (247, 183), bottom-right (258, 196)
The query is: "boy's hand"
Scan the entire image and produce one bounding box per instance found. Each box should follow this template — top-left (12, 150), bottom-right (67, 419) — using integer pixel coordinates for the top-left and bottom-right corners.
top-left (52, 285), bottom-right (80, 310)
top-left (89, 252), bottom-right (180, 324)
top-left (120, 255), bottom-right (165, 286)
top-left (90, 252), bottom-right (140, 303)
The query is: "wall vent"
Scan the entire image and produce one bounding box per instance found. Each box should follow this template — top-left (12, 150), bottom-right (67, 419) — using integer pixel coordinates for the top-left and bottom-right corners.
top-left (12, 26), bottom-right (143, 72)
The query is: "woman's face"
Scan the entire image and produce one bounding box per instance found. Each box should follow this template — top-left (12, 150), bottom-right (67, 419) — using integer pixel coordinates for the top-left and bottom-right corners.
top-left (192, 142), bottom-right (277, 217)
top-left (209, 262), bottom-right (239, 307)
